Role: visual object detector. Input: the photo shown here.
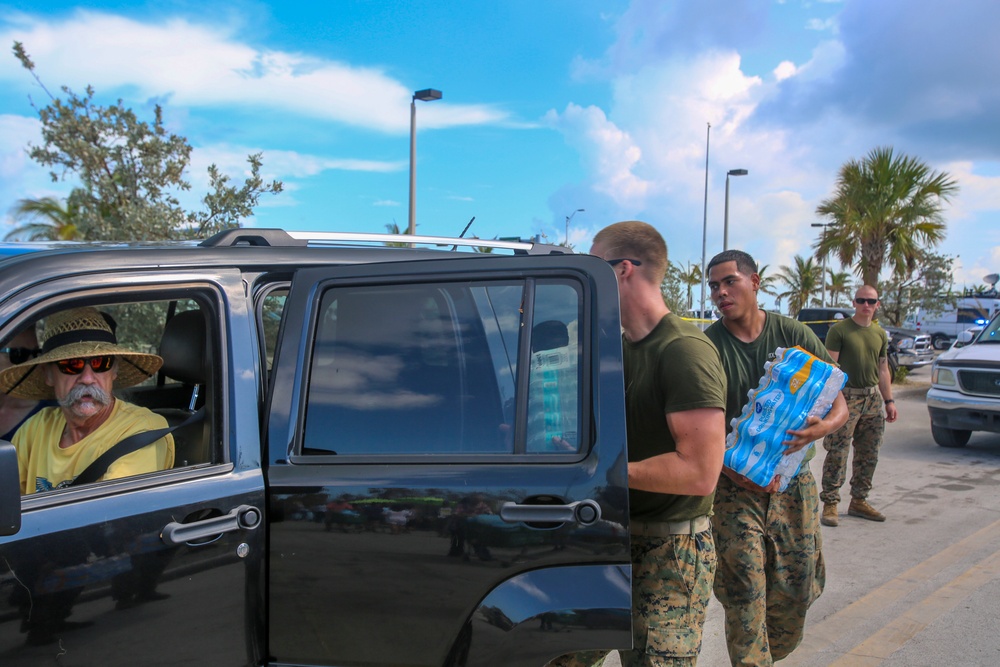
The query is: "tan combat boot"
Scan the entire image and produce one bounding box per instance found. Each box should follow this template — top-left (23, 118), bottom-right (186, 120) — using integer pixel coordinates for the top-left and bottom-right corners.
top-left (820, 503), bottom-right (839, 527)
top-left (848, 498), bottom-right (886, 522)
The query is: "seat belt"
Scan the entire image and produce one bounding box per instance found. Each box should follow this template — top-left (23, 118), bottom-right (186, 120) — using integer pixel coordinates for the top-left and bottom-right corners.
top-left (69, 407), bottom-right (205, 487)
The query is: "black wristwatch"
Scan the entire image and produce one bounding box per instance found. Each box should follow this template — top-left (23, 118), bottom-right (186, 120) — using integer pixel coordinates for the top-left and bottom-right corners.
top-left (884, 399), bottom-right (895, 404)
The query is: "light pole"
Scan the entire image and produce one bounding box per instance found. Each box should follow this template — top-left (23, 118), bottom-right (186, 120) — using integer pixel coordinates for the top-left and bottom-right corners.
top-left (723, 168), bottom-right (748, 251)
top-left (565, 208), bottom-right (584, 245)
top-left (699, 123), bottom-right (711, 321)
top-left (811, 222), bottom-right (833, 307)
top-left (408, 88), bottom-right (443, 236)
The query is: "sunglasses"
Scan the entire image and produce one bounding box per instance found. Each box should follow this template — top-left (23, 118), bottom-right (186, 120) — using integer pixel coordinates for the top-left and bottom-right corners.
top-left (0, 346), bottom-right (40, 365)
top-left (56, 356), bottom-right (116, 375)
top-left (607, 258), bottom-right (643, 267)
top-left (855, 298), bottom-right (878, 305)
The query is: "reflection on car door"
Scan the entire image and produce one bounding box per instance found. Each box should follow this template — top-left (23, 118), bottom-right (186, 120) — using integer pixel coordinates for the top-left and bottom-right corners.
top-left (266, 256), bottom-right (631, 666)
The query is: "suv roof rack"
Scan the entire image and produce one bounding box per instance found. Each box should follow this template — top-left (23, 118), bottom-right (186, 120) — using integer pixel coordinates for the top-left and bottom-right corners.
top-left (201, 228), bottom-right (571, 255)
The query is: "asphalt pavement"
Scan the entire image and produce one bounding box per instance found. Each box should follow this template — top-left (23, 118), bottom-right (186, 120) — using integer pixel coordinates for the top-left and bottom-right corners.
top-left (608, 366), bottom-right (1000, 666)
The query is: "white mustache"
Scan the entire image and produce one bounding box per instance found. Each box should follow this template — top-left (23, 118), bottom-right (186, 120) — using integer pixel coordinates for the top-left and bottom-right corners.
top-left (60, 383), bottom-right (111, 409)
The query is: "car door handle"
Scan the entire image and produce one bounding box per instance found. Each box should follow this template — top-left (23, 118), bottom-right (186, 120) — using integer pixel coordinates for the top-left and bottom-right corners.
top-left (161, 505), bottom-right (262, 546)
top-left (499, 499), bottom-right (602, 526)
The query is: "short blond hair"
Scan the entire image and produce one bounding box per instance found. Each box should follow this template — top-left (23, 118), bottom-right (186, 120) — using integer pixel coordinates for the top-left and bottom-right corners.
top-left (592, 221), bottom-right (668, 282)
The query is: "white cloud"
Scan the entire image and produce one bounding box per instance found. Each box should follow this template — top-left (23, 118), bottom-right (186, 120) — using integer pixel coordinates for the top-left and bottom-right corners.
top-left (1, 11), bottom-right (506, 133)
top-left (545, 103), bottom-right (650, 209)
top-left (373, 200), bottom-right (401, 207)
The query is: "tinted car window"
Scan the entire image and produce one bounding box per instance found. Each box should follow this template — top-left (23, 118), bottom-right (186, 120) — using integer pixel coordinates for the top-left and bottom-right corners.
top-left (301, 279), bottom-right (583, 456)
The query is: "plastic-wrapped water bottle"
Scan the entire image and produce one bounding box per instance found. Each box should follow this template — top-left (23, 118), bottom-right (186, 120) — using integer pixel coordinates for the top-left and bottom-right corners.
top-left (724, 346), bottom-right (847, 491)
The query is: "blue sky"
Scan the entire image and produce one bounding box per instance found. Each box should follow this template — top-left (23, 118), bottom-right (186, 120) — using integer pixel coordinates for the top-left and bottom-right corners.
top-left (1, 0), bottom-right (999, 307)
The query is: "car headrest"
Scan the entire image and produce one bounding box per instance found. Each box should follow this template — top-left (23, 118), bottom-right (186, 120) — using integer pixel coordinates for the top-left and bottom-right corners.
top-left (159, 310), bottom-right (206, 385)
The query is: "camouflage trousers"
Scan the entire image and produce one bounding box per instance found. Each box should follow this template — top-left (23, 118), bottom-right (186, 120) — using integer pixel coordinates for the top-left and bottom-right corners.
top-left (547, 528), bottom-right (716, 667)
top-left (820, 391), bottom-right (885, 505)
top-left (712, 470), bottom-right (825, 667)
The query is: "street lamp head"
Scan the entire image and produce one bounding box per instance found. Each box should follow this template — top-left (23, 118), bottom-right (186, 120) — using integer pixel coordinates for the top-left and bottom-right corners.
top-left (728, 168), bottom-right (749, 177)
top-left (413, 88), bottom-right (443, 102)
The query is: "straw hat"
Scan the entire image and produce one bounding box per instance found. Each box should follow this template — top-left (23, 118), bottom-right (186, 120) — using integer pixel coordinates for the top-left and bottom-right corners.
top-left (0, 307), bottom-right (162, 399)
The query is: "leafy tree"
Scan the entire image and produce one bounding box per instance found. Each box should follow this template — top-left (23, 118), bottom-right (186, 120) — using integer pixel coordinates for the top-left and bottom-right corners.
top-left (383, 222), bottom-right (412, 247)
top-left (12, 42), bottom-right (282, 241)
top-left (877, 249), bottom-right (956, 326)
top-left (815, 146), bottom-right (958, 286)
top-left (777, 255), bottom-right (822, 316)
top-left (4, 195), bottom-right (81, 240)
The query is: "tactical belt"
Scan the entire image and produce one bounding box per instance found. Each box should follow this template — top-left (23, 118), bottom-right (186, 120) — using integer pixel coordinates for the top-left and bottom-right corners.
top-left (631, 515), bottom-right (711, 537)
top-left (842, 386), bottom-right (878, 396)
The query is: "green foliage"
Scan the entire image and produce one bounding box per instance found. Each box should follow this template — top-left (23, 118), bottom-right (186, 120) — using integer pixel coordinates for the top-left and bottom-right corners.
top-left (661, 261), bottom-right (688, 314)
top-left (878, 249), bottom-right (956, 326)
top-left (815, 146), bottom-right (958, 286)
top-left (4, 196), bottom-right (81, 240)
top-left (777, 255), bottom-right (822, 316)
top-left (892, 365), bottom-right (909, 384)
top-left (12, 41), bottom-right (282, 241)
top-left (673, 261), bottom-right (701, 310)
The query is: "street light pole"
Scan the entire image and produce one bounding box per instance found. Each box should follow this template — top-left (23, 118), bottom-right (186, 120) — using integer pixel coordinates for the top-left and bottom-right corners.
top-left (565, 208), bottom-right (584, 245)
top-left (811, 222), bottom-right (832, 307)
top-left (699, 123), bottom-right (711, 321)
top-left (408, 88), bottom-right (443, 237)
top-left (723, 168), bottom-right (748, 251)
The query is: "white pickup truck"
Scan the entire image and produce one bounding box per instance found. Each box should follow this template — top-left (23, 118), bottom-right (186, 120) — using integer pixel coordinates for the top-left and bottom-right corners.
top-left (927, 312), bottom-right (1000, 447)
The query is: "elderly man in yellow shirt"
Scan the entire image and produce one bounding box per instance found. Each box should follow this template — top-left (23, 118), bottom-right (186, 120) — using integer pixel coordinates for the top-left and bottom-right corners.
top-left (0, 306), bottom-right (173, 494)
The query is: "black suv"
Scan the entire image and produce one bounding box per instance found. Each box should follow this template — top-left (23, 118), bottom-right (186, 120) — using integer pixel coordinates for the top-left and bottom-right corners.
top-left (0, 229), bottom-right (632, 665)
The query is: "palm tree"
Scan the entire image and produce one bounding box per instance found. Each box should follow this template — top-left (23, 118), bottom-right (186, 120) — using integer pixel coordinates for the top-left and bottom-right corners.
top-left (815, 146), bottom-right (958, 286)
top-left (383, 221), bottom-right (411, 248)
top-left (674, 261), bottom-right (701, 310)
top-left (826, 269), bottom-right (855, 306)
top-left (777, 255), bottom-right (822, 316)
top-left (5, 196), bottom-right (82, 241)
top-left (757, 264), bottom-right (781, 304)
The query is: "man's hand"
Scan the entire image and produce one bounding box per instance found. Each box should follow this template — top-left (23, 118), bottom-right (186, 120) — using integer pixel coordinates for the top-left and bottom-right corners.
top-left (782, 391), bottom-right (850, 453)
top-left (885, 401), bottom-right (898, 423)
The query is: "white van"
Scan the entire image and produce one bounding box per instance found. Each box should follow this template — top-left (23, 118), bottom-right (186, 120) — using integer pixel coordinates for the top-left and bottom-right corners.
top-left (906, 294), bottom-right (1000, 349)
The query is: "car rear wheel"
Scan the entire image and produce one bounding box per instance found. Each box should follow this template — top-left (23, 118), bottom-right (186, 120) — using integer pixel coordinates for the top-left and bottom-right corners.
top-left (931, 424), bottom-right (971, 448)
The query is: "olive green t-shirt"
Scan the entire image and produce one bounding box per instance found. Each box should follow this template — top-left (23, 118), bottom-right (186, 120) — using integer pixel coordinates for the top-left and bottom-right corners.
top-left (623, 313), bottom-right (727, 522)
top-left (705, 311), bottom-right (834, 466)
top-left (826, 317), bottom-right (887, 389)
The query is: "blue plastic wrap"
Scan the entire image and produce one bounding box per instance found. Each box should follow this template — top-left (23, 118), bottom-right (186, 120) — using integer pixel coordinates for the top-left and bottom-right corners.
top-left (724, 346), bottom-right (847, 491)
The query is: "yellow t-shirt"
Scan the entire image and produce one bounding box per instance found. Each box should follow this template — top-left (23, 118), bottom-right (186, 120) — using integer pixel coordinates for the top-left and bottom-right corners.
top-left (14, 399), bottom-right (175, 494)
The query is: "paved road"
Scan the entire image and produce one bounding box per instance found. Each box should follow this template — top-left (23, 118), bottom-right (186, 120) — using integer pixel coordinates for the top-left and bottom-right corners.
top-left (610, 368), bottom-right (1000, 666)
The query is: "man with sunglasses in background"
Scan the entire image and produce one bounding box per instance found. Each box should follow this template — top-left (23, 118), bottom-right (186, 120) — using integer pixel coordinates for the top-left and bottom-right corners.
top-left (0, 306), bottom-right (173, 494)
top-left (0, 325), bottom-right (50, 441)
top-left (550, 221), bottom-right (727, 666)
top-left (819, 285), bottom-right (896, 527)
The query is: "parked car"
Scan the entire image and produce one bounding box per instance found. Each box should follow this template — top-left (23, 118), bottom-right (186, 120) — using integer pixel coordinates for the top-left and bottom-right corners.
top-left (0, 229), bottom-right (632, 665)
top-left (796, 307), bottom-right (853, 343)
top-left (927, 309), bottom-right (1000, 447)
top-left (883, 326), bottom-right (936, 371)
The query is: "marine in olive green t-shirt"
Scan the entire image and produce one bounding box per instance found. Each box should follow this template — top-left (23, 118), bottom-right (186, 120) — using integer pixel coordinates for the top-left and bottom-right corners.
top-left (705, 311), bottom-right (834, 466)
top-left (624, 313), bottom-right (727, 522)
top-left (825, 317), bottom-right (888, 389)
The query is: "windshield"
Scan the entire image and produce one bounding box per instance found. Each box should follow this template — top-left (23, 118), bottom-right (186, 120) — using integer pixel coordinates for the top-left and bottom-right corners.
top-left (976, 314), bottom-right (1000, 343)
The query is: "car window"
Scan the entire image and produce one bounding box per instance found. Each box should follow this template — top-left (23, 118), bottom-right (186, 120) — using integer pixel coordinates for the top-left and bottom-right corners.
top-left (7, 294), bottom-right (219, 497)
top-left (300, 278), bottom-right (584, 457)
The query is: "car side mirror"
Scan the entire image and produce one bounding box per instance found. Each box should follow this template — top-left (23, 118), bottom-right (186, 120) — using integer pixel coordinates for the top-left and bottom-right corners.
top-left (0, 441), bottom-right (21, 536)
top-left (957, 330), bottom-right (975, 344)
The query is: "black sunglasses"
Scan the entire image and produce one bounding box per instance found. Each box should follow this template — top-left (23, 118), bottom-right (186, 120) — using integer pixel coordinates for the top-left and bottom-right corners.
top-left (855, 298), bottom-right (878, 305)
top-left (1, 346), bottom-right (40, 365)
top-left (607, 258), bottom-right (643, 267)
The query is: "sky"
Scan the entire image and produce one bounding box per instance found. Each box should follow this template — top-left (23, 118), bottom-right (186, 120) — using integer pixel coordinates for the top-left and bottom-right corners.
top-left (1, 0), bottom-right (999, 311)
